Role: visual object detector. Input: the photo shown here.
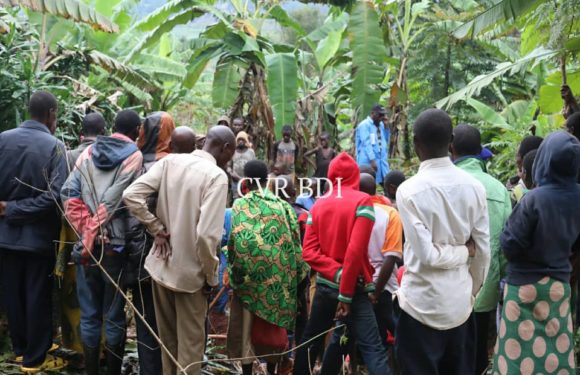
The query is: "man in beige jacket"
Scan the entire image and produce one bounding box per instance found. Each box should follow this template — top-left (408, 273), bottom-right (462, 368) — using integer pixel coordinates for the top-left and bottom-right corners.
top-left (123, 125), bottom-right (236, 375)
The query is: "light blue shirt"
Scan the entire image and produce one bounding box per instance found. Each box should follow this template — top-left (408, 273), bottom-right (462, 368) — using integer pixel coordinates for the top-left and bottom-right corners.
top-left (296, 194), bottom-right (315, 210)
top-left (355, 116), bottom-right (390, 184)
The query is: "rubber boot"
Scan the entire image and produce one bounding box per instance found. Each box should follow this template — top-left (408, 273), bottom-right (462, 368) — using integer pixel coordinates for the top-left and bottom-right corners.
top-left (83, 344), bottom-right (100, 375)
top-left (105, 343), bottom-right (124, 375)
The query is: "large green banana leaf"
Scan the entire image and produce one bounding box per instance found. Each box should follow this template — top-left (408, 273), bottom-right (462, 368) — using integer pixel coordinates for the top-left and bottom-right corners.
top-left (212, 58), bottom-right (247, 109)
top-left (348, 1), bottom-right (386, 119)
top-left (266, 52), bottom-right (298, 137)
top-left (0, 0), bottom-right (118, 32)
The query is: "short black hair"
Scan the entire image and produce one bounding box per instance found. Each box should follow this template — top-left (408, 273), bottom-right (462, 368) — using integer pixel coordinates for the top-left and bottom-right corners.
top-left (359, 173), bottom-right (376, 195)
top-left (384, 170), bottom-right (406, 188)
top-left (359, 164), bottom-right (376, 179)
top-left (244, 160), bottom-right (268, 182)
top-left (28, 91), bottom-right (58, 120)
top-left (566, 112), bottom-right (580, 138)
top-left (517, 135), bottom-right (543, 158)
top-left (413, 109), bottom-right (453, 152)
top-left (452, 124), bottom-right (482, 156)
top-left (282, 125), bottom-right (293, 133)
top-left (523, 149), bottom-right (537, 178)
top-left (114, 110), bottom-right (141, 135)
top-left (82, 112), bottom-right (106, 137)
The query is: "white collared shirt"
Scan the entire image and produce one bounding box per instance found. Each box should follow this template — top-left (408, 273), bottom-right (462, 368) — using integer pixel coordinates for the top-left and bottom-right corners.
top-left (395, 157), bottom-right (490, 330)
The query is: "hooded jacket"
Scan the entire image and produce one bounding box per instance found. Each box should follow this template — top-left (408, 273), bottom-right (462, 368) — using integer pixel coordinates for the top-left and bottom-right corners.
top-left (502, 131), bottom-right (580, 285)
top-left (137, 111), bottom-right (175, 165)
top-left (302, 152), bottom-right (376, 303)
top-left (61, 133), bottom-right (143, 258)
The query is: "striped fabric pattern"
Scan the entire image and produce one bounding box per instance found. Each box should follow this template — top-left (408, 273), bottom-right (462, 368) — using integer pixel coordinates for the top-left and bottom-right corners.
top-left (356, 205), bottom-right (375, 221)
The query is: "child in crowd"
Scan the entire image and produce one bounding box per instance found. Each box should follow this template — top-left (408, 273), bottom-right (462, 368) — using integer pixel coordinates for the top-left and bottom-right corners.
top-left (359, 173), bottom-right (403, 352)
top-left (493, 131), bottom-right (580, 374)
top-left (229, 131), bottom-right (256, 199)
top-left (272, 125), bottom-right (298, 175)
top-left (304, 132), bottom-right (337, 178)
top-left (509, 135), bottom-right (543, 205)
top-left (383, 170), bottom-right (405, 208)
top-left (521, 149), bottom-right (538, 191)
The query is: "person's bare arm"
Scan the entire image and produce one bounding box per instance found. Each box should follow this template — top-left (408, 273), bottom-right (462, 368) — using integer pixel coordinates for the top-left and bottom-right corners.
top-left (373, 255), bottom-right (397, 300)
top-left (303, 147), bottom-right (319, 158)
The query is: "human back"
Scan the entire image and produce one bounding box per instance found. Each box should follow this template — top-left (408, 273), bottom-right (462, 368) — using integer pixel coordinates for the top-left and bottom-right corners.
top-left (144, 151), bottom-right (228, 291)
top-left (397, 164), bottom-right (487, 321)
top-left (0, 91), bottom-right (67, 253)
top-left (502, 131), bottom-right (580, 285)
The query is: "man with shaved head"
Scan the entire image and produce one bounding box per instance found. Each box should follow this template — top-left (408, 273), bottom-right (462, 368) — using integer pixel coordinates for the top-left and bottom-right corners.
top-left (171, 126), bottom-right (197, 154)
top-left (123, 125), bottom-right (235, 375)
top-left (395, 109), bottom-right (490, 375)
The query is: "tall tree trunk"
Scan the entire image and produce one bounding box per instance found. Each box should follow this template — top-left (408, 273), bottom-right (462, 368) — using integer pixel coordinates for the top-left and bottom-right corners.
top-left (396, 51), bottom-right (411, 161)
top-left (444, 37), bottom-right (452, 96)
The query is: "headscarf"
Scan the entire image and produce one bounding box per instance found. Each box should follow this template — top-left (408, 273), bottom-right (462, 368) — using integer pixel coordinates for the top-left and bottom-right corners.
top-left (236, 131), bottom-right (250, 144)
top-left (217, 115), bottom-right (231, 127)
top-left (138, 111), bottom-right (176, 162)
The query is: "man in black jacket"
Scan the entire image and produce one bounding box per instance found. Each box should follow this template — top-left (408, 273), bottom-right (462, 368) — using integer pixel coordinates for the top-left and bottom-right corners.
top-left (0, 91), bottom-right (68, 372)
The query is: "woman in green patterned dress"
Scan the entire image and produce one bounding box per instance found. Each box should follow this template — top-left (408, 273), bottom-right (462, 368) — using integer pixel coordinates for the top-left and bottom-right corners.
top-left (492, 131), bottom-right (580, 375)
top-left (226, 160), bottom-right (309, 375)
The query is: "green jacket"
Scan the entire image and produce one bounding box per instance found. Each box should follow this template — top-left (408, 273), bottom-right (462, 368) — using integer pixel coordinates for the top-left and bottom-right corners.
top-left (456, 157), bottom-right (512, 312)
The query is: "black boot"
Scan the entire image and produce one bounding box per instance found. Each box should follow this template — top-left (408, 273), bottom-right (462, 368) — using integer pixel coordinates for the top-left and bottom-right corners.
top-left (105, 343), bottom-right (124, 375)
top-left (83, 344), bottom-right (100, 375)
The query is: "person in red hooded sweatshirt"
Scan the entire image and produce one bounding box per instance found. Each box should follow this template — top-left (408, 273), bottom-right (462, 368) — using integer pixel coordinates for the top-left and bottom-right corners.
top-left (293, 152), bottom-right (390, 375)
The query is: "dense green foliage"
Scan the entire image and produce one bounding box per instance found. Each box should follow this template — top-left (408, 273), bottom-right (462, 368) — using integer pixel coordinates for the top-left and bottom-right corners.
top-left (0, 0), bottom-right (578, 182)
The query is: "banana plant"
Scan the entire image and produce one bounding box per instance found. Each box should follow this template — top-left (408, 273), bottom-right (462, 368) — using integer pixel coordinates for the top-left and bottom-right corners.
top-left (379, 0), bottom-right (430, 161)
top-left (466, 97), bottom-right (560, 182)
top-left (435, 47), bottom-right (557, 110)
top-left (452, 0), bottom-right (548, 40)
top-left (0, 0), bottom-right (118, 32)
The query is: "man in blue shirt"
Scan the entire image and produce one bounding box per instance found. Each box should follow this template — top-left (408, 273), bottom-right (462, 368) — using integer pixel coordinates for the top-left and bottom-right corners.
top-left (355, 104), bottom-right (390, 184)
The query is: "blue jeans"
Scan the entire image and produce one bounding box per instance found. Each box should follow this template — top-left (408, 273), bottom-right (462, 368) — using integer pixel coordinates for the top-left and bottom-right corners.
top-left (294, 283), bottom-right (390, 375)
top-left (76, 251), bottom-right (127, 348)
top-left (214, 252), bottom-right (229, 313)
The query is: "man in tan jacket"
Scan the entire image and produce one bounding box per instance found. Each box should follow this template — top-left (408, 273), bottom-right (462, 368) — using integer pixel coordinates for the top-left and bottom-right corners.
top-left (123, 125), bottom-right (236, 375)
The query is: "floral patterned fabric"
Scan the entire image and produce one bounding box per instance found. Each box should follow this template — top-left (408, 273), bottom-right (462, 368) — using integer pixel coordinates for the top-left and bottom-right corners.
top-left (227, 190), bottom-right (309, 330)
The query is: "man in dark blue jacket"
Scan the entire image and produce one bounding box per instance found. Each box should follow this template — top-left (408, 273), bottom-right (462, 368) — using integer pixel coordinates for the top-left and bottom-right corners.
top-left (0, 91), bottom-right (68, 372)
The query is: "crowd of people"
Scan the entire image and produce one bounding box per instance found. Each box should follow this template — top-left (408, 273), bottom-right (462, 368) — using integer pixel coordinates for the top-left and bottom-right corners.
top-left (0, 90), bottom-right (579, 375)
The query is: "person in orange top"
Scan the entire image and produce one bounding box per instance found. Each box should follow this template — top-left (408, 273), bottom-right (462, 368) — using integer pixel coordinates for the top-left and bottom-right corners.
top-left (360, 173), bottom-right (403, 352)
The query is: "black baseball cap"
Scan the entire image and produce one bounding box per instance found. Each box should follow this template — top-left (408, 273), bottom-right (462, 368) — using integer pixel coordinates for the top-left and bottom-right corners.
top-left (372, 104), bottom-right (386, 115)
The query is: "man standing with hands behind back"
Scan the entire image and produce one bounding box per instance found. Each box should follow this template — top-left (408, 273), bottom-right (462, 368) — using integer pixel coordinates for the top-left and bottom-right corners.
top-left (395, 109), bottom-right (490, 375)
top-left (123, 125), bottom-right (236, 375)
top-left (355, 104), bottom-right (390, 185)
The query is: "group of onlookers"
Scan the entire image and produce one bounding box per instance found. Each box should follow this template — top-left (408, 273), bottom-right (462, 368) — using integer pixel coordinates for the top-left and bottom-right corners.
top-left (0, 90), bottom-right (579, 375)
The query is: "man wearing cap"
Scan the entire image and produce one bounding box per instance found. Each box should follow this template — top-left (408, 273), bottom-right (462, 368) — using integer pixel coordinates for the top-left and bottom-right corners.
top-left (355, 105), bottom-right (390, 184)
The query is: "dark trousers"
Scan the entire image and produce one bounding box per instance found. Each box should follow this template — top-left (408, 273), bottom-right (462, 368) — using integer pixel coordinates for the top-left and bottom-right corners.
top-left (294, 284), bottom-right (390, 375)
top-left (131, 280), bottom-right (162, 375)
top-left (395, 308), bottom-right (475, 375)
top-left (474, 311), bottom-right (491, 375)
top-left (76, 251), bottom-right (127, 348)
top-left (373, 290), bottom-right (395, 351)
top-left (0, 249), bottom-right (54, 367)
